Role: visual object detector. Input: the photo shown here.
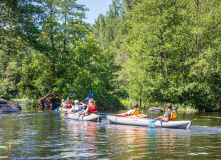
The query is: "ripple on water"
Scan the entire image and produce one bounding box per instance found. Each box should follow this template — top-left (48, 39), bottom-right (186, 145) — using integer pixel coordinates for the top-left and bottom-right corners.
top-left (1, 110), bottom-right (221, 159)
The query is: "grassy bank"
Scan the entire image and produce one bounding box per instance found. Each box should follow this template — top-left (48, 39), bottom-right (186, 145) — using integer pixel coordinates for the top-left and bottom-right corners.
top-left (9, 98), bottom-right (31, 102)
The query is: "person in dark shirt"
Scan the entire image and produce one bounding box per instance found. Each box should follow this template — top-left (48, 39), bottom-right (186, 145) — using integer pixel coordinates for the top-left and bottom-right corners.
top-left (158, 103), bottom-right (172, 122)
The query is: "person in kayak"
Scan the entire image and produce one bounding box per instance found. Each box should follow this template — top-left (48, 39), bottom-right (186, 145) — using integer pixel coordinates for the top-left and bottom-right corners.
top-left (158, 103), bottom-right (176, 122)
top-left (66, 100), bottom-right (81, 114)
top-left (120, 102), bottom-right (140, 116)
top-left (73, 100), bottom-right (82, 113)
top-left (61, 99), bottom-right (66, 108)
top-left (81, 98), bottom-right (97, 115)
top-left (65, 100), bottom-right (73, 109)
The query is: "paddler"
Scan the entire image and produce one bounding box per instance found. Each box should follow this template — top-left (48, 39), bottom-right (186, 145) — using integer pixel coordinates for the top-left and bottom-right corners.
top-left (65, 100), bottom-right (73, 109)
top-left (61, 99), bottom-right (66, 108)
top-left (81, 98), bottom-right (97, 115)
top-left (158, 103), bottom-right (176, 122)
top-left (119, 102), bottom-right (140, 116)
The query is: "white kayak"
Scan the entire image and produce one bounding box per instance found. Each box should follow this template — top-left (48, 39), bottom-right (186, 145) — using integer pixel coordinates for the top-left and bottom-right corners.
top-left (58, 107), bottom-right (72, 112)
top-left (107, 115), bottom-right (192, 129)
top-left (66, 113), bottom-right (102, 122)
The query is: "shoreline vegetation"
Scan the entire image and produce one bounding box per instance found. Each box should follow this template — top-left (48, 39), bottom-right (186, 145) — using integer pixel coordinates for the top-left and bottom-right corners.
top-left (8, 98), bottom-right (218, 113)
top-left (1, 0), bottom-right (221, 112)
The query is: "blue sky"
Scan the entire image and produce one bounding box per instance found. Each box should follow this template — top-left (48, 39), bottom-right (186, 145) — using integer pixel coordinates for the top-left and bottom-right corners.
top-left (76, 0), bottom-right (113, 24)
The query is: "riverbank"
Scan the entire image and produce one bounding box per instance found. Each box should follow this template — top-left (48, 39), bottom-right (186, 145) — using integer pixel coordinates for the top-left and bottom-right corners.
top-left (7, 98), bottom-right (219, 112)
top-left (9, 98), bottom-right (31, 102)
top-left (120, 99), bottom-right (199, 112)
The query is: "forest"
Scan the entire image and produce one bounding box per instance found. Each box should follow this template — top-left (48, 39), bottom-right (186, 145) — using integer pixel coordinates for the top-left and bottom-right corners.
top-left (1, 0), bottom-right (221, 111)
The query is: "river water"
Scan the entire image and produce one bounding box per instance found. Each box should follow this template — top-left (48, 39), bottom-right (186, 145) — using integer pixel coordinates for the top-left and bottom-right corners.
top-left (0, 102), bottom-right (221, 159)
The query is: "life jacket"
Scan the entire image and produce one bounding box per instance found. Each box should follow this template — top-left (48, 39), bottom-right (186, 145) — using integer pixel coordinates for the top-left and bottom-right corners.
top-left (74, 105), bottom-right (80, 111)
top-left (66, 103), bottom-right (72, 109)
top-left (61, 102), bottom-right (66, 107)
top-left (163, 110), bottom-right (177, 121)
top-left (88, 104), bottom-right (97, 114)
top-left (170, 110), bottom-right (177, 121)
top-left (131, 108), bottom-right (140, 115)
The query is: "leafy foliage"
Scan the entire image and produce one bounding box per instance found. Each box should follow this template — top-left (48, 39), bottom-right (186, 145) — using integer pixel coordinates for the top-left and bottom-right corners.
top-left (0, 0), bottom-right (121, 109)
top-left (2, 0), bottom-right (221, 111)
top-left (93, 0), bottom-right (221, 111)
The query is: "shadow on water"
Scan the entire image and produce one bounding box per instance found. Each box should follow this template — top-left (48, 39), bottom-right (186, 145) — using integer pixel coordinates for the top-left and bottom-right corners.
top-left (0, 103), bottom-right (221, 159)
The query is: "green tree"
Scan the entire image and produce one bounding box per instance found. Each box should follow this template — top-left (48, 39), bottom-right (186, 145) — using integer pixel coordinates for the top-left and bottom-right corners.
top-left (53, 34), bottom-right (121, 109)
top-left (123, 0), bottom-right (221, 111)
top-left (0, 0), bottom-right (43, 98)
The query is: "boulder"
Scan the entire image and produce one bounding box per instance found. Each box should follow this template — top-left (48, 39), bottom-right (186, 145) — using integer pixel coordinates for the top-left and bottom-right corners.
top-left (14, 103), bottom-right (22, 110)
top-left (158, 106), bottom-right (165, 111)
top-left (148, 106), bottom-right (162, 112)
top-left (0, 99), bottom-right (21, 112)
top-left (36, 93), bottom-right (60, 110)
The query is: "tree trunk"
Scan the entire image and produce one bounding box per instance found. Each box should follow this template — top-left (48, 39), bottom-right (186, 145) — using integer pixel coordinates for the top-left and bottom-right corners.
top-left (50, 2), bottom-right (55, 75)
top-left (62, 12), bottom-right (67, 59)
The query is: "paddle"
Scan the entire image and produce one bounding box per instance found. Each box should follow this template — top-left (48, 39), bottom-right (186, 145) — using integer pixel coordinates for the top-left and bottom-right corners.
top-left (83, 92), bottom-right (93, 102)
top-left (54, 90), bottom-right (76, 112)
top-left (76, 92), bottom-right (93, 121)
top-left (148, 119), bottom-right (157, 128)
top-left (67, 90), bottom-right (76, 101)
top-left (98, 113), bottom-right (111, 116)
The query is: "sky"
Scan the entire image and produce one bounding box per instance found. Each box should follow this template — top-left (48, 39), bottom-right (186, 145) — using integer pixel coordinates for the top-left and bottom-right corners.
top-left (76, 0), bottom-right (113, 24)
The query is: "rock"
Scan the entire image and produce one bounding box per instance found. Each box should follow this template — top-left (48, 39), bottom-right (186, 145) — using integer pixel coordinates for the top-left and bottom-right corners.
top-left (36, 93), bottom-right (60, 110)
top-left (148, 106), bottom-right (162, 112)
top-left (13, 103), bottom-right (22, 110)
top-left (0, 99), bottom-right (21, 112)
top-left (158, 106), bottom-right (165, 111)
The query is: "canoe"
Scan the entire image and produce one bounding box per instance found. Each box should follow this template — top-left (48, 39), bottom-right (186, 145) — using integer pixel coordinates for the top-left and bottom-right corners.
top-left (106, 115), bottom-right (192, 129)
top-left (67, 113), bottom-right (102, 122)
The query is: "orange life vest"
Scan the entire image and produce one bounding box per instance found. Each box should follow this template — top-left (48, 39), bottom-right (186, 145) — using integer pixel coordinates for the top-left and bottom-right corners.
top-left (88, 104), bottom-right (97, 114)
top-left (131, 108), bottom-right (140, 115)
top-left (66, 103), bottom-right (72, 109)
top-left (163, 110), bottom-right (177, 121)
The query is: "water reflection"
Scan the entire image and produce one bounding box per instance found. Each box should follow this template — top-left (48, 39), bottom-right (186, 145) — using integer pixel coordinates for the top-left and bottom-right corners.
top-left (104, 123), bottom-right (194, 159)
top-left (62, 120), bottom-right (100, 159)
top-left (160, 129), bottom-right (176, 155)
top-left (1, 105), bottom-right (221, 159)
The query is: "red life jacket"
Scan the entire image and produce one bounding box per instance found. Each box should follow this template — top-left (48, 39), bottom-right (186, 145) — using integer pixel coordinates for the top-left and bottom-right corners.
top-left (66, 103), bottom-right (72, 109)
top-left (88, 104), bottom-right (97, 113)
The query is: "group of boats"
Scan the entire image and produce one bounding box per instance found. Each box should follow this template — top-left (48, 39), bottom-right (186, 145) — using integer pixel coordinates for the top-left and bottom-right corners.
top-left (58, 107), bottom-right (192, 129)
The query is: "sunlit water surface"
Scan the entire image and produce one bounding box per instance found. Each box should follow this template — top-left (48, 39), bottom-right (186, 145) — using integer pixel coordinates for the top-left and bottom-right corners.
top-left (0, 103), bottom-right (221, 159)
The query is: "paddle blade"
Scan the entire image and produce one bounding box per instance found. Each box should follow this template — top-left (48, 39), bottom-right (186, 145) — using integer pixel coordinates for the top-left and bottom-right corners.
top-left (54, 107), bottom-right (59, 112)
top-left (88, 92), bottom-right (93, 99)
top-left (148, 120), bottom-right (157, 127)
top-left (70, 90), bottom-right (76, 95)
top-left (173, 107), bottom-right (178, 111)
top-left (85, 92), bottom-right (93, 100)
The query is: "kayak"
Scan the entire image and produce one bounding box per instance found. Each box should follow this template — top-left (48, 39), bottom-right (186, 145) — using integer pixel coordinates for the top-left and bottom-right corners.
top-left (56, 105), bottom-right (85, 112)
top-left (67, 113), bottom-right (102, 122)
top-left (58, 107), bottom-right (72, 112)
top-left (106, 115), bottom-right (192, 129)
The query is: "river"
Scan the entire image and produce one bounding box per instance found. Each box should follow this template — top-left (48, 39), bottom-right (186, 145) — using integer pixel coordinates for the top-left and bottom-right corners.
top-left (0, 102), bottom-right (221, 159)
